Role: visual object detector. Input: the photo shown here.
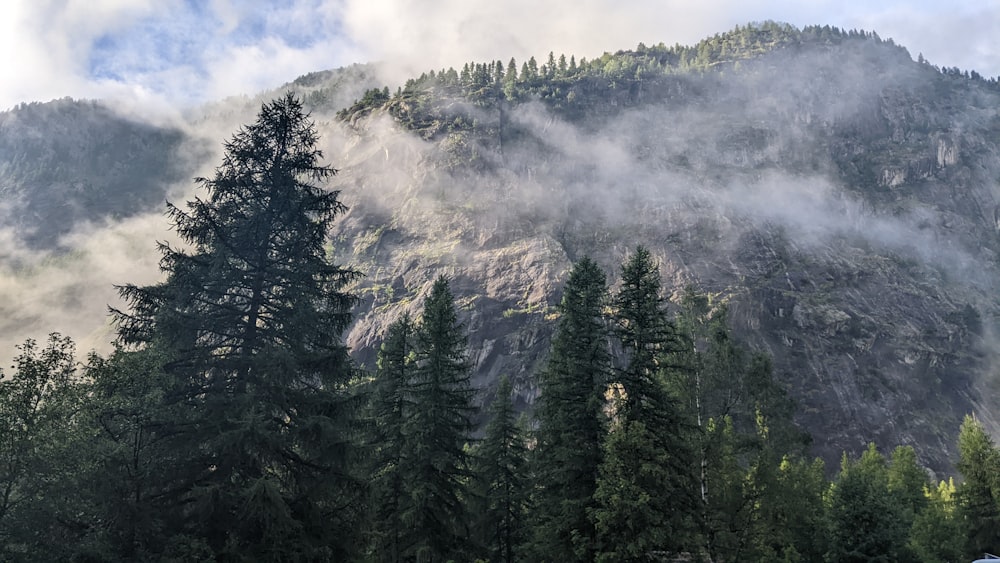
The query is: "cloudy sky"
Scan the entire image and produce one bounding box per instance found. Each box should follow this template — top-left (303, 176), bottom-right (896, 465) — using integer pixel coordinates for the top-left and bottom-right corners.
top-left (2, 0), bottom-right (998, 113)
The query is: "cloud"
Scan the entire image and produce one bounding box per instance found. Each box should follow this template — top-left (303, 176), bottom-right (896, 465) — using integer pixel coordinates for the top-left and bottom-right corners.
top-left (3, 1), bottom-right (1000, 120)
top-left (334, 0), bottom-right (1000, 87)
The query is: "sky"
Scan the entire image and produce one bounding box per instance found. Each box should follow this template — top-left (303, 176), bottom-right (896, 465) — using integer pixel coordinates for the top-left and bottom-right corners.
top-left (2, 0), bottom-right (999, 113)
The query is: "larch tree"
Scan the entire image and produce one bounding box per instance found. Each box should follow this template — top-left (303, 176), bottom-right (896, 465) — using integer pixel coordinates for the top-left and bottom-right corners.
top-left (111, 93), bottom-right (362, 560)
top-left (956, 414), bottom-right (1000, 558)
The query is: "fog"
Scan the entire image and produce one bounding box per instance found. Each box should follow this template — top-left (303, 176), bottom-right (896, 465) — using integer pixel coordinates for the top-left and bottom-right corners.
top-left (2, 26), bottom-right (999, 469)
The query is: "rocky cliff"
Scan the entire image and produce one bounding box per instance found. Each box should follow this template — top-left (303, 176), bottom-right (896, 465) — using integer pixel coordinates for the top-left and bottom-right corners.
top-left (327, 25), bottom-right (1000, 474)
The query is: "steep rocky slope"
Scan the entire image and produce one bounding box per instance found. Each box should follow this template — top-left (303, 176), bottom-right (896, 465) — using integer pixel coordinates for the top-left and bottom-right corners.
top-left (327, 25), bottom-right (1000, 473)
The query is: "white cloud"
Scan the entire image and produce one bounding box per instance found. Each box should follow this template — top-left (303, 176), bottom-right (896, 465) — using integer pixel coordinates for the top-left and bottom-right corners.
top-left (3, 0), bottom-right (1000, 113)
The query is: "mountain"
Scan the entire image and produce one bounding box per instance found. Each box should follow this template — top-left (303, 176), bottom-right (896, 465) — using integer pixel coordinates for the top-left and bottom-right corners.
top-left (2, 22), bottom-right (999, 474)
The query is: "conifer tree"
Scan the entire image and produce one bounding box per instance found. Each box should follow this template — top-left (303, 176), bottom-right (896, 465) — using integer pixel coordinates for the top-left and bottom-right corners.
top-left (402, 276), bottom-right (476, 561)
top-left (909, 478), bottom-right (964, 562)
top-left (111, 93), bottom-right (362, 560)
top-left (591, 247), bottom-right (696, 560)
top-left (529, 257), bottom-right (610, 561)
top-left (473, 375), bottom-right (527, 563)
top-left (367, 314), bottom-right (417, 562)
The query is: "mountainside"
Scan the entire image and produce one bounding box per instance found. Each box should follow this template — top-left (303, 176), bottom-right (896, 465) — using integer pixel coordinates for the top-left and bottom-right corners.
top-left (329, 23), bottom-right (1000, 474)
top-left (2, 23), bottom-right (999, 474)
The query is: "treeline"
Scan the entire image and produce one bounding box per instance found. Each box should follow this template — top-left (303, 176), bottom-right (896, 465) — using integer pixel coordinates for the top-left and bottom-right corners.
top-left (2, 94), bottom-right (1000, 562)
top-left (338, 20), bottom-right (1000, 132)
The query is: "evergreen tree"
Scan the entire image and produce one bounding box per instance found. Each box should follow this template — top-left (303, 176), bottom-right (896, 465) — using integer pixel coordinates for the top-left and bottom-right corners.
top-left (590, 247), bottom-right (697, 559)
top-left (666, 289), bottom-right (805, 560)
top-left (111, 93), bottom-right (362, 560)
top-left (888, 445), bottom-right (929, 534)
top-left (956, 414), bottom-right (1000, 558)
top-left (402, 276), bottom-right (476, 561)
top-left (473, 375), bottom-right (527, 563)
top-left (367, 314), bottom-right (417, 562)
top-left (591, 420), bottom-right (683, 562)
top-left (529, 257), bottom-right (610, 561)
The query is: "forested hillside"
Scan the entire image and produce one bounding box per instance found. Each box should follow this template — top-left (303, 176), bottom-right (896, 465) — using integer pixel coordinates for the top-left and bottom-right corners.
top-left (2, 21), bottom-right (1000, 561)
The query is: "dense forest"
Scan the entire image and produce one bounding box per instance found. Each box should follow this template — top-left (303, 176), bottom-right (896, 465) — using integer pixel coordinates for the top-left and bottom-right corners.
top-left (1, 91), bottom-right (999, 563)
top-left (5, 21), bottom-right (1000, 562)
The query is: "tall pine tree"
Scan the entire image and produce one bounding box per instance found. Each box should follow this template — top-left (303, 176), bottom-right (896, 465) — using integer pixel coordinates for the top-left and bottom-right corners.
top-left (529, 257), bottom-right (610, 561)
top-left (591, 247), bottom-right (697, 560)
top-left (473, 375), bottom-right (528, 563)
top-left (366, 314), bottom-right (417, 562)
top-left (111, 93), bottom-right (362, 560)
top-left (402, 276), bottom-right (476, 561)
top-left (956, 414), bottom-right (1000, 558)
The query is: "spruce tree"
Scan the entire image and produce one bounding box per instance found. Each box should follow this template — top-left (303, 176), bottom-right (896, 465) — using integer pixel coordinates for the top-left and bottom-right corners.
top-left (591, 247), bottom-right (697, 560)
top-left (530, 257), bottom-right (609, 561)
top-left (367, 314), bottom-right (417, 562)
top-left (473, 375), bottom-right (527, 563)
top-left (111, 93), bottom-right (362, 560)
top-left (402, 276), bottom-right (475, 561)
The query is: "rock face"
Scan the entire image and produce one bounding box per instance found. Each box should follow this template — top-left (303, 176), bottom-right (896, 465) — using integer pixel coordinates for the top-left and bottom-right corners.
top-left (2, 28), bottom-right (999, 475)
top-left (327, 31), bottom-right (1000, 474)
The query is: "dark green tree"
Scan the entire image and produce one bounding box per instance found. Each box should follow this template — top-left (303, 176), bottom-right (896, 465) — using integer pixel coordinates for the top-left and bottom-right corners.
top-left (666, 289), bottom-right (806, 560)
top-left (529, 257), bottom-right (610, 561)
top-left (402, 276), bottom-right (476, 561)
top-left (473, 375), bottom-right (528, 563)
top-left (956, 414), bottom-right (1000, 558)
top-left (888, 445), bottom-right (929, 542)
top-left (590, 247), bottom-right (697, 560)
top-left (366, 314), bottom-right (417, 562)
top-left (827, 444), bottom-right (909, 562)
top-left (82, 345), bottom-right (190, 560)
top-left (112, 93), bottom-right (362, 560)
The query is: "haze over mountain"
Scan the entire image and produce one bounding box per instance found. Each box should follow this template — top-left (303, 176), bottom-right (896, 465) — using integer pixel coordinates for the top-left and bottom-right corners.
top-left (3, 21), bottom-right (1000, 476)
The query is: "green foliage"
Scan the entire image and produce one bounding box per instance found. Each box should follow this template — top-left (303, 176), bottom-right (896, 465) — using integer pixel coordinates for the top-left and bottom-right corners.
top-left (366, 314), bottom-right (417, 562)
top-left (0, 334), bottom-right (93, 560)
top-left (826, 444), bottom-right (910, 562)
top-left (751, 456), bottom-right (829, 562)
top-left (909, 478), bottom-right (964, 563)
top-left (590, 247), bottom-right (697, 559)
top-left (529, 257), bottom-right (610, 561)
top-left (111, 93), bottom-right (363, 560)
top-left (472, 375), bottom-right (528, 563)
top-left (956, 414), bottom-right (1000, 558)
top-left (591, 420), bottom-right (690, 562)
top-left (402, 276), bottom-right (476, 561)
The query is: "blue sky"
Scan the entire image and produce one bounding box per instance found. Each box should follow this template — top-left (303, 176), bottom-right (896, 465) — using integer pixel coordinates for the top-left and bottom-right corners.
top-left (2, 0), bottom-right (999, 113)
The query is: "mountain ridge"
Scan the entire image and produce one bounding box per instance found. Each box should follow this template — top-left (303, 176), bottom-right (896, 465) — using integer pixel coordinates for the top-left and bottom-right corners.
top-left (2, 23), bottom-right (999, 475)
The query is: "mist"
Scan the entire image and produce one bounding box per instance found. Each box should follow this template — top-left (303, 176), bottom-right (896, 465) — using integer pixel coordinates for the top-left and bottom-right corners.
top-left (2, 24), bottom-right (999, 473)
